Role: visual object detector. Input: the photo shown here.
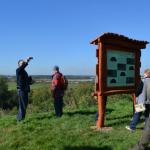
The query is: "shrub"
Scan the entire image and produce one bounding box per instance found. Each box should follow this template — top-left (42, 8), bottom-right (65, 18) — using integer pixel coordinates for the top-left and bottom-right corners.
top-left (0, 76), bottom-right (8, 108)
top-left (0, 80), bottom-right (97, 113)
top-left (29, 88), bottom-right (54, 112)
top-left (0, 77), bottom-right (18, 109)
top-left (28, 82), bottom-right (96, 112)
top-left (3, 90), bottom-right (18, 109)
top-left (64, 82), bottom-right (96, 109)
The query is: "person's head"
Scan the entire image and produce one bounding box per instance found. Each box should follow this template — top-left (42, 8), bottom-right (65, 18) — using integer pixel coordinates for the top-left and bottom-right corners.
top-left (18, 59), bottom-right (25, 67)
top-left (144, 69), bottom-right (150, 78)
top-left (52, 65), bottom-right (59, 74)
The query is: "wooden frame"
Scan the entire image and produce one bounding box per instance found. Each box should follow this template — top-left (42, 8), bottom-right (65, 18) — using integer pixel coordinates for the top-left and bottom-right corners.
top-left (91, 33), bottom-right (148, 128)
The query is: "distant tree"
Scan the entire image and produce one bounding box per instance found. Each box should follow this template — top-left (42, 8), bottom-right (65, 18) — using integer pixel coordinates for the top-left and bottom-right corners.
top-left (0, 76), bottom-right (18, 109)
top-left (0, 76), bottom-right (8, 108)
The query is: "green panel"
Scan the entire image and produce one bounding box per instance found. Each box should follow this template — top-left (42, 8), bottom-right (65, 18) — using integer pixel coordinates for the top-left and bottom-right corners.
top-left (107, 50), bottom-right (135, 87)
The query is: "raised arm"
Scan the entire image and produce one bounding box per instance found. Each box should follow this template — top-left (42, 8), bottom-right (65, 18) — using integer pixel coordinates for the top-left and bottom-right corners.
top-left (17, 57), bottom-right (33, 73)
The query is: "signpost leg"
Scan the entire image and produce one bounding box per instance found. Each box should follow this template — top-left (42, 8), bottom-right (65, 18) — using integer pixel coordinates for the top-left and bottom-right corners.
top-left (133, 94), bottom-right (136, 113)
top-left (97, 94), bottom-right (106, 128)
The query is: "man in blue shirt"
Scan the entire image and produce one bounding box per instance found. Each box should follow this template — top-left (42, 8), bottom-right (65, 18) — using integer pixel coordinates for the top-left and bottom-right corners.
top-left (16, 57), bottom-right (33, 121)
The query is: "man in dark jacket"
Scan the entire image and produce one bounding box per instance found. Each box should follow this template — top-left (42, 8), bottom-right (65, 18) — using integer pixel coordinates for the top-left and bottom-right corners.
top-left (16, 57), bottom-right (33, 121)
top-left (51, 66), bottom-right (64, 117)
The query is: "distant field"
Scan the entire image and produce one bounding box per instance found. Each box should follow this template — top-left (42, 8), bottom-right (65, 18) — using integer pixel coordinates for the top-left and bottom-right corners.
top-left (8, 82), bottom-right (50, 91)
top-left (8, 80), bottom-right (93, 91)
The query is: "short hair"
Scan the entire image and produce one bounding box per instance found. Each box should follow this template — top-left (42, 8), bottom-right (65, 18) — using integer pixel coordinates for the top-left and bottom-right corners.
top-left (144, 69), bottom-right (150, 77)
top-left (53, 65), bottom-right (59, 71)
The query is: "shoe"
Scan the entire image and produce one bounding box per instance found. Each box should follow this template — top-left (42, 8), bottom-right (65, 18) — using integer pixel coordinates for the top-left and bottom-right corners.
top-left (125, 126), bottom-right (135, 132)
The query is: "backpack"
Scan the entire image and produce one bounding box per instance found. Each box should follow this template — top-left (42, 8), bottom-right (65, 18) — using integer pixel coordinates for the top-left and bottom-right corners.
top-left (60, 75), bottom-right (68, 90)
top-left (28, 76), bottom-right (33, 85)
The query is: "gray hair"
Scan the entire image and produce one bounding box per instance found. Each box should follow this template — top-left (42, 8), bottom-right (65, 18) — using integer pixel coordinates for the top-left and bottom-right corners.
top-left (18, 59), bottom-right (24, 65)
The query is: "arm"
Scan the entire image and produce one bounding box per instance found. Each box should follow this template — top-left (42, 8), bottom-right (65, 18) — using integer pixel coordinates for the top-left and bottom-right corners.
top-left (17, 62), bottom-right (28, 73)
top-left (136, 81), bottom-right (144, 97)
top-left (51, 75), bottom-right (59, 91)
top-left (25, 57), bottom-right (33, 63)
top-left (17, 57), bottom-right (33, 73)
top-left (51, 73), bottom-right (60, 92)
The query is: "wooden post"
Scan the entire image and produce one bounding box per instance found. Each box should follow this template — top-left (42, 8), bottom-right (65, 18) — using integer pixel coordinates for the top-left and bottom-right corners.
top-left (96, 94), bottom-right (107, 128)
top-left (96, 41), bottom-right (108, 128)
top-left (97, 94), bottom-right (104, 128)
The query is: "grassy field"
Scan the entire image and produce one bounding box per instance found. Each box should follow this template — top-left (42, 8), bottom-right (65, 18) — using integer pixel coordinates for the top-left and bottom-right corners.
top-left (8, 81), bottom-right (50, 91)
top-left (0, 94), bottom-right (146, 150)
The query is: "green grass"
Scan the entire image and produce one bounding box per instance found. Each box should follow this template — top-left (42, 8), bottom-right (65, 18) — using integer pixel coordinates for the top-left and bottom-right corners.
top-left (8, 81), bottom-right (77, 91)
top-left (8, 82), bottom-right (50, 91)
top-left (8, 82), bottom-right (16, 90)
top-left (0, 96), bottom-right (145, 150)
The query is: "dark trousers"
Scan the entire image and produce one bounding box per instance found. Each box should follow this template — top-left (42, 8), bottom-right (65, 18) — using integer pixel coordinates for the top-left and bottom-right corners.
top-left (130, 112), bottom-right (142, 130)
top-left (130, 104), bottom-right (150, 130)
top-left (16, 90), bottom-right (28, 121)
top-left (54, 96), bottom-right (63, 117)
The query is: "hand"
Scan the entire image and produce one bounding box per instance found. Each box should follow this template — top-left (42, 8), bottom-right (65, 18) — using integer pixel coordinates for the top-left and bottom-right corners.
top-left (26, 56), bottom-right (33, 62)
top-left (25, 56), bottom-right (33, 63)
top-left (28, 56), bottom-right (33, 60)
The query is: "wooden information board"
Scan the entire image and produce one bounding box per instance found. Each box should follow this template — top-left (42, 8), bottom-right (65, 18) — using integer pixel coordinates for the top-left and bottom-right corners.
top-left (91, 33), bottom-right (148, 128)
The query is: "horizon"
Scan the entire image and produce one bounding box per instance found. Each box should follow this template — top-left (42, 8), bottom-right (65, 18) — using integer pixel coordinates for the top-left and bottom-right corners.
top-left (0, 74), bottom-right (95, 77)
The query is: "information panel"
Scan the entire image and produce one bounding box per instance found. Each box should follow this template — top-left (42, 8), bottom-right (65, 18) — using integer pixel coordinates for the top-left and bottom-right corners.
top-left (107, 50), bottom-right (135, 87)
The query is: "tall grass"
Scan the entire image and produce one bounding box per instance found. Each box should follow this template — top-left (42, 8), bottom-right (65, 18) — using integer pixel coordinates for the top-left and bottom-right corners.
top-left (0, 81), bottom-right (147, 149)
top-left (0, 94), bottom-right (145, 150)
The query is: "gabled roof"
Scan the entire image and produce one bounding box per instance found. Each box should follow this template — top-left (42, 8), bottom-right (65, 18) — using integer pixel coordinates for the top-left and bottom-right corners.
top-left (90, 32), bottom-right (149, 49)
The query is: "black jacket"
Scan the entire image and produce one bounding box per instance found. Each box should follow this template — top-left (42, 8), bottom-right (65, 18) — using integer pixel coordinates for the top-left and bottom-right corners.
top-left (16, 62), bottom-right (30, 92)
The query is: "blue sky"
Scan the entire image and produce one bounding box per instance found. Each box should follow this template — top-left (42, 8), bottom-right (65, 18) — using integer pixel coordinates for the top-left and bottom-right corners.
top-left (0, 0), bottom-right (150, 75)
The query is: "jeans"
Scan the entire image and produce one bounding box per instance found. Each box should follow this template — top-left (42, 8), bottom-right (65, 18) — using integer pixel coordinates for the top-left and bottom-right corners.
top-left (54, 96), bottom-right (63, 117)
top-left (16, 90), bottom-right (28, 121)
top-left (95, 112), bottom-right (98, 122)
top-left (144, 104), bottom-right (150, 125)
top-left (130, 112), bottom-right (142, 130)
top-left (130, 104), bottom-right (150, 130)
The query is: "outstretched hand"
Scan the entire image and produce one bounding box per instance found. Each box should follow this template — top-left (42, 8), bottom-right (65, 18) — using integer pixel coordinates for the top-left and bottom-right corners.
top-left (27, 56), bottom-right (33, 62)
top-left (28, 56), bottom-right (33, 60)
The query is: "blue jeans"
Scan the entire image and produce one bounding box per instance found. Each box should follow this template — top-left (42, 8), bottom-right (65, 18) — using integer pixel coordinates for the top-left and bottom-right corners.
top-left (130, 104), bottom-right (150, 130)
top-left (95, 112), bottom-right (98, 122)
top-left (130, 112), bottom-right (142, 130)
top-left (16, 90), bottom-right (28, 121)
top-left (54, 96), bottom-right (63, 117)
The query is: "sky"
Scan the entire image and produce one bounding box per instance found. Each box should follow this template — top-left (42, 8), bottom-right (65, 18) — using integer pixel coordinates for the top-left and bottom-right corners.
top-left (0, 0), bottom-right (150, 75)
